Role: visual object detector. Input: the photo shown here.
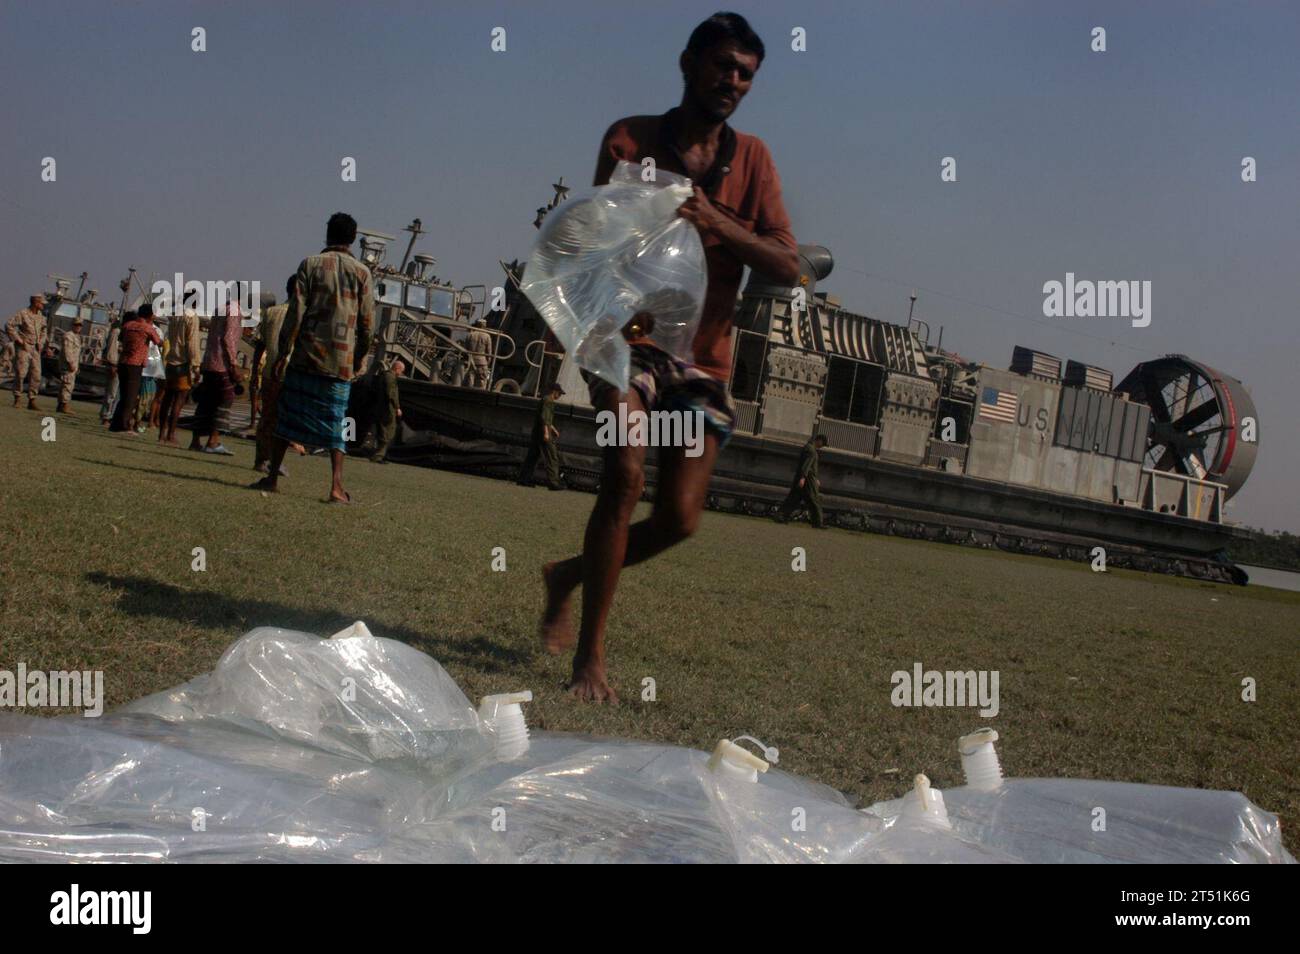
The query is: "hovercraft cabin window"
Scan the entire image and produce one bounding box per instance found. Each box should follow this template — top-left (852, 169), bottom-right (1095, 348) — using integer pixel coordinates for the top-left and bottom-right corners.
top-left (405, 285), bottom-right (428, 312)
top-left (428, 289), bottom-right (455, 319)
top-left (822, 356), bottom-right (884, 426)
top-left (730, 330), bottom-right (767, 404)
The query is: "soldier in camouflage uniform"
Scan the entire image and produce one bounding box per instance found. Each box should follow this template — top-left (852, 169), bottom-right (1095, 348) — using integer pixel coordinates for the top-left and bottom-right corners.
top-left (57, 317), bottom-right (83, 414)
top-left (466, 319), bottom-right (492, 389)
top-left (7, 294), bottom-right (47, 409)
top-left (517, 383), bottom-right (566, 490)
top-left (371, 359), bottom-right (405, 464)
top-left (775, 434), bottom-right (827, 528)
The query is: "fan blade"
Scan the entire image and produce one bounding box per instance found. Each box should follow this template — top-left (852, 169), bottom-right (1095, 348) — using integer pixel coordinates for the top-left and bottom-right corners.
top-left (1149, 384), bottom-right (1173, 423)
top-left (1178, 371), bottom-right (1199, 419)
top-left (1174, 398), bottom-right (1219, 432)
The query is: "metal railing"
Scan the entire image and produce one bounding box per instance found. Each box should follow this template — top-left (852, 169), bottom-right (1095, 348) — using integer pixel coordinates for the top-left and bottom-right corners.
top-left (522, 338), bottom-right (565, 397)
top-left (383, 311), bottom-right (515, 389)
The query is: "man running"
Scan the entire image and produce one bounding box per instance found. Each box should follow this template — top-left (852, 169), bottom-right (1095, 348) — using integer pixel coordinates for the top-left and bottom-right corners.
top-left (539, 13), bottom-right (798, 701)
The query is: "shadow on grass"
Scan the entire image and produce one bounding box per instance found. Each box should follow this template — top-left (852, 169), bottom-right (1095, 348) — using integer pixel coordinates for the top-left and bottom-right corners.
top-left (74, 457), bottom-right (249, 489)
top-left (84, 571), bottom-right (528, 672)
top-left (112, 443), bottom-right (247, 467)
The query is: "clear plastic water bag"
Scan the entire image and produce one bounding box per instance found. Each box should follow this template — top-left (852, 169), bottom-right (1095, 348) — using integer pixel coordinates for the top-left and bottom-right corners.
top-left (521, 161), bottom-right (707, 391)
top-left (0, 624), bottom-right (1292, 863)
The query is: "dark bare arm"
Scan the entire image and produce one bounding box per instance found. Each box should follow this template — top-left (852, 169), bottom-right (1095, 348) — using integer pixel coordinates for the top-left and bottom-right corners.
top-left (677, 187), bottom-right (799, 285)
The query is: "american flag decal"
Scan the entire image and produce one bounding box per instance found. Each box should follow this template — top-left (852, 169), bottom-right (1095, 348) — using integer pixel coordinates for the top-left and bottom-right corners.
top-left (979, 386), bottom-right (1019, 424)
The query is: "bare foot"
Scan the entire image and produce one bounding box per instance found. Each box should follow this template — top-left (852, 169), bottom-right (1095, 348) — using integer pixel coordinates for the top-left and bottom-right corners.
top-left (567, 662), bottom-right (618, 704)
top-left (540, 561), bottom-right (576, 654)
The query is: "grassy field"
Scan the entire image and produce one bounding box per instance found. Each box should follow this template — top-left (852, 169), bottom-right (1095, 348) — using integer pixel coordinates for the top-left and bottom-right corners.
top-left (2, 397), bottom-right (1298, 854)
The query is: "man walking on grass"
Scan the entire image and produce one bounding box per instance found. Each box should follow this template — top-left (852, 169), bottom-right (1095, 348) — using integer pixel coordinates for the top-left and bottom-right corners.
top-left (253, 212), bottom-right (374, 503)
top-left (517, 382), bottom-right (565, 490)
top-left (775, 434), bottom-right (827, 528)
top-left (537, 13), bottom-right (799, 702)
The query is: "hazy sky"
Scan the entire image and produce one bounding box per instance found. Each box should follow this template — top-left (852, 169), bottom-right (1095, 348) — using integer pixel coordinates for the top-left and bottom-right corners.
top-left (2, 1), bottom-right (1296, 531)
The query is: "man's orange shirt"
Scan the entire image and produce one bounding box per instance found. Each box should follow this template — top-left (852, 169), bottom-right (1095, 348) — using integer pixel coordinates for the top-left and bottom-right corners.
top-left (594, 108), bottom-right (797, 381)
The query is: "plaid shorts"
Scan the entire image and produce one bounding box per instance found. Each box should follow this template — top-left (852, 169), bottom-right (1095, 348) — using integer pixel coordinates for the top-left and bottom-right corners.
top-left (583, 343), bottom-right (736, 444)
top-left (164, 365), bottom-right (191, 391)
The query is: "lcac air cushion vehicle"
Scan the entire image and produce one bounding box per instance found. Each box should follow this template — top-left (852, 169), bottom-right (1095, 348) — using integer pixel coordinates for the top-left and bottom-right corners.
top-left (354, 191), bottom-right (1261, 584)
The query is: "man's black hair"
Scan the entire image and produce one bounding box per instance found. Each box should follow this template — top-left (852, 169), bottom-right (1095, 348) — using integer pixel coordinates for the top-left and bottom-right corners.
top-left (285, 274), bottom-right (297, 299)
top-left (685, 11), bottom-right (765, 64)
top-left (326, 212), bottom-right (358, 247)
top-left (138, 302), bottom-right (153, 318)
top-left (815, 434), bottom-right (828, 446)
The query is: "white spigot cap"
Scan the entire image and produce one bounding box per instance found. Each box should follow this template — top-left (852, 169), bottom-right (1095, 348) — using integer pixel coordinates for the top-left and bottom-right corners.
top-left (957, 728), bottom-right (1003, 790)
top-left (707, 739), bottom-right (770, 783)
top-left (479, 691), bottom-right (533, 761)
top-left (477, 690), bottom-right (533, 721)
top-left (901, 773), bottom-right (952, 829)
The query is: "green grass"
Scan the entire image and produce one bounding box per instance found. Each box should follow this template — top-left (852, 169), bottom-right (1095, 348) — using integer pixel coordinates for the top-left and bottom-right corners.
top-left (2, 397), bottom-right (1298, 854)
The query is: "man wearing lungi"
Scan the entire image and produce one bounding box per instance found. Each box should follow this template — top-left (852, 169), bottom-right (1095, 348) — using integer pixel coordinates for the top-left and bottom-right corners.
top-left (255, 212), bottom-right (374, 503)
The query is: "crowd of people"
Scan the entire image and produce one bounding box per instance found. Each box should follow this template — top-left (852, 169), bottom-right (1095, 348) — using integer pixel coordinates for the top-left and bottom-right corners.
top-left (2, 212), bottom-right (404, 501)
top-left (3, 10), bottom-right (816, 706)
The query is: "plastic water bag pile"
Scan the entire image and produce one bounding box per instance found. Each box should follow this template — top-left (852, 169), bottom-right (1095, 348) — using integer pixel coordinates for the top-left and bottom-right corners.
top-left (521, 160), bottom-right (707, 391)
top-left (0, 625), bottom-right (1291, 863)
